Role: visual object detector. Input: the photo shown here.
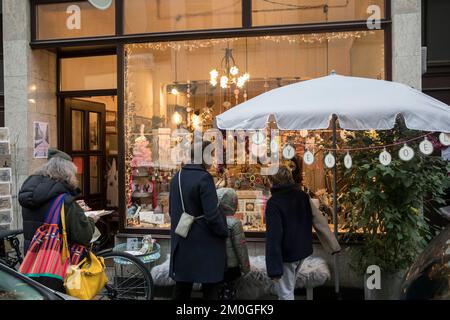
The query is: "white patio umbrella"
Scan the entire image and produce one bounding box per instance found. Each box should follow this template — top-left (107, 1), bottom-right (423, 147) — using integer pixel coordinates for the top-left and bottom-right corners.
top-left (215, 72), bottom-right (450, 297)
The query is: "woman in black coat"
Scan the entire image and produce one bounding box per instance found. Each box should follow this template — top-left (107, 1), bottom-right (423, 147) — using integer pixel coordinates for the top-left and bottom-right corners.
top-left (169, 142), bottom-right (228, 300)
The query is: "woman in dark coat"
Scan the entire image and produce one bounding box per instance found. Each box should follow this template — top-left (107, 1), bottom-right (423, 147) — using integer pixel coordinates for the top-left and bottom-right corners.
top-left (19, 149), bottom-right (96, 292)
top-left (169, 141), bottom-right (228, 300)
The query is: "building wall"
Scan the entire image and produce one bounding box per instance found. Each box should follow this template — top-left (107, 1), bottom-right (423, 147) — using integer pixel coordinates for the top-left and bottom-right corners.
top-left (392, 0), bottom-right (422, 89)
top-left (2, 0), bottom-right (57, 229)
top-left (2, 0), bottom-right (422, 289)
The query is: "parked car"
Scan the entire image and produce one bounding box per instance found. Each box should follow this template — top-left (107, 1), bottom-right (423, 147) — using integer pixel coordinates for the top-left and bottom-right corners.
top-left (398, 222), bottom-right (450, 300)
top-left (0, 263), bottom-right (75, 300)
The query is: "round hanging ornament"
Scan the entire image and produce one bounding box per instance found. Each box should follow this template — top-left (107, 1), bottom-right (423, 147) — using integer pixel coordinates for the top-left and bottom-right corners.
top-left (439, 133), bottom-right (450, 146)
top-left (344, 152), bottom-right (352, 169)
top-left (252, 131), bottom-right (266, 145)
top-left (324, 153), bottom-right (336, 169)
top-left (303, 150), bottom-right (314, 165)
top-left (282, 145), bottom-right (296, 160)
top-left (419, 138), bottom-right (434, 155)
top-left (399, 144), bottom-right (415, 162)
top-left (379, 149), bottom-right (392, 166)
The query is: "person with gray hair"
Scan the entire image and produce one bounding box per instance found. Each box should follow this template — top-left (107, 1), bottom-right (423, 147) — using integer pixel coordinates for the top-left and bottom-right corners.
top-left (19, 149), bottom-right (96, 292)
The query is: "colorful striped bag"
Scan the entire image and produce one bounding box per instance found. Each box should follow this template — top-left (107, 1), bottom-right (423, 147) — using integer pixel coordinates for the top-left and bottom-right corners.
top-left (19, 194), bottom-right (85, 286)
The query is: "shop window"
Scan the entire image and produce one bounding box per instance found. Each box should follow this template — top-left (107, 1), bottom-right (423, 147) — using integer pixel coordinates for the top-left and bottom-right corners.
top-left (123, 0), bottom-right (242, 34)
top-left (35, 1), bottom-right (115, 40)
top-left (123, 31), bottom-right (385, 231)
top-left (60, 55), bottom-right (117, 91)
top-left (252, 0), bottom-right (385, 26)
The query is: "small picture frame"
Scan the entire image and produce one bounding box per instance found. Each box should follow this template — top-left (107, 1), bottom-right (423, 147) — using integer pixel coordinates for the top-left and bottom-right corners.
top-left (245, 201), bottom-right (255, 212)
top-left (0, 168), bottom-right (12, 183)
top-left (126, 238), bottom-right (139, 251)
top-left (0, 128), bottom-right (10, 142)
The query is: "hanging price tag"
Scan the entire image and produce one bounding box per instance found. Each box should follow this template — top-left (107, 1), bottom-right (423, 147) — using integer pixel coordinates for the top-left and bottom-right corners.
top-left (419, 138), bottom-right (434, 155)
top-left (399, 144), bottom-right (415, 161)
top-left (324, 153), bottom-right (336, 168)
top-left (379, 149), bottom-right (392, 166)
top-left (344, 152), bottom-right (352, 169)
top-left (303, 150), bottom-right (314, 165)
top-left (439, 133), bottom-right (450, 146)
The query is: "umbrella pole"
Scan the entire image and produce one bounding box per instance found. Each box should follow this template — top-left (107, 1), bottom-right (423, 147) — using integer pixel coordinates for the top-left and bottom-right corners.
top-left (332, 114), bottom-right (341, 298)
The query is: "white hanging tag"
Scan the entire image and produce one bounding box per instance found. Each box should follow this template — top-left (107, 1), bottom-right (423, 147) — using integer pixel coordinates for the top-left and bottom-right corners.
top-left (379, 148), bottom-right (392, 166)
top-left (303, 150), bottom-right (314, 165)
top-left (324, 152), bottom-right (336, 169)
top-left (399, 144), bottom-right (415, 161)
top-left (282, 145), bottom-right (296, 160)
top-left (344, 152), bottom-right (352, 169)
top-left (439, 133), bottom-right (450, 146)
top-left (252, 131), bottom-right (265, 145)
top-left (419, 138), bottom-right (434, 155)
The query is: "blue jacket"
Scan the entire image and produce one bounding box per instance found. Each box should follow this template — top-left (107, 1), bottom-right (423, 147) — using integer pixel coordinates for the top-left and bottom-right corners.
top-left (169, 164), bottom-right (228, 283)
top-left (265, 184), bottom-right (313, 278)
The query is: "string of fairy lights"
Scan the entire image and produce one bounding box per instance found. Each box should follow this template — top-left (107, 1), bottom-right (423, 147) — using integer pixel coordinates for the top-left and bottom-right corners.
top-left (126, 31), bottom-right (377, 52)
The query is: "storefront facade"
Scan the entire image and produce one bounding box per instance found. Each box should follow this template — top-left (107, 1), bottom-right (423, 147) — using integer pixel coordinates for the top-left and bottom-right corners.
top-left (3, 0), bottom-right (423, 287)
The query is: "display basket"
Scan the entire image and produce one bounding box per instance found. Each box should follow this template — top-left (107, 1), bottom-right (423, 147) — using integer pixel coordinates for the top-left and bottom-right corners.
top-left (113, 242), bottom-right (161, 268)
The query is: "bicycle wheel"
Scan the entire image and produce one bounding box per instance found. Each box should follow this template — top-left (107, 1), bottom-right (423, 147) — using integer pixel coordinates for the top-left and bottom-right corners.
top-left (96, 250), bottom-right (154, 300)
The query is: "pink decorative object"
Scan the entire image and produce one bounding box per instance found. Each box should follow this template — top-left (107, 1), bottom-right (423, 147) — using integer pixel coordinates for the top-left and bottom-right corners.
top-left (131, 124), bottom-right (152, 167)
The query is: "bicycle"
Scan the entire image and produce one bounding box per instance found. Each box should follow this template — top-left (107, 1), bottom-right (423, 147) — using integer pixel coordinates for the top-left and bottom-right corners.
top-left (0, 227), bottom-right (154, 300)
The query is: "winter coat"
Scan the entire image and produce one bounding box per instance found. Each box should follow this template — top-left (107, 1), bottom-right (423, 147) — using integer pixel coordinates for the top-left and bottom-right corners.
top-left (226, 216), bottom-right (250, 274)
top-left (19, 175), bottom-right (96, 254)
top-left (265, 184), bottom-right (341, 278)
top-left (169, 164), bottom-right (228, 284)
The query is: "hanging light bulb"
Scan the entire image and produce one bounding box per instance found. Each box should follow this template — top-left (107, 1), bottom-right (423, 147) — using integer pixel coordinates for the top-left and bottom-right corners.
top-left (230, 66), bottom-right (239, 76)
top-left (210, 69), bottom-right (219, 87)
top-left (171, 87), bottom-right (179, 95)
top-left (220, 75), bottom-right (229, 89)
top-left (172, 111), bottom-right (182, 125)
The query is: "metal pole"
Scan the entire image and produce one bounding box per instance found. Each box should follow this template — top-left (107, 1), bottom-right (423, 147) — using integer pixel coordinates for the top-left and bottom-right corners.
top-left (332, 114), bottom-right (341, 298)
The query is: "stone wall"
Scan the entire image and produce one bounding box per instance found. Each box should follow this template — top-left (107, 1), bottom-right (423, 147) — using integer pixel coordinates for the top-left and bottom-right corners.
top-left (2, 0), bottom-right (57, 229)
top-left (392, 0), bottom-right (422, 89)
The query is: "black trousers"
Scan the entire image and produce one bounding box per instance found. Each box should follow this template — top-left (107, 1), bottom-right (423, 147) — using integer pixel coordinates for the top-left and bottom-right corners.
top-left (173, 281), bottom-right (220, 300)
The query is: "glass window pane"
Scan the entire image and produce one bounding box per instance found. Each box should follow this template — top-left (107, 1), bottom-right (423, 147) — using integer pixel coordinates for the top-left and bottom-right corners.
top-left (252, 0), bottom-right (385, 26)
top-left (60, 56), bottom-right (117, 91)
top-left (89, 156), bottom-right (100, 194)
top-left (124, 0), bottom-right (242, 34)
top-left (73, 157), bottom-right (84, 194)
top-left (36, 1), bottom-right (115, 40)
top-left (124, 31), bottom-right (385, 230)
top-left (89, 112), bottom-right (100, 151)
top-left (71, 110), bottom-right (84, 151)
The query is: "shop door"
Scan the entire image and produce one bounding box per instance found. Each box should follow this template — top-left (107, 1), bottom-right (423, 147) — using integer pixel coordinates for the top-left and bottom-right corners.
top-left (63, 98), bottom-right (106, 209)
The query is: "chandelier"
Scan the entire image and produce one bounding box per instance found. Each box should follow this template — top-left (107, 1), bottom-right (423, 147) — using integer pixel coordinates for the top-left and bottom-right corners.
top-left (209, 46), bottom-right (250, 89)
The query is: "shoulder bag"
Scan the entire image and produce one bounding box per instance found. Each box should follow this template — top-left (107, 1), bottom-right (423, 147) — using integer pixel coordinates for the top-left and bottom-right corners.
top-left (174, 169), bottom-right (204, 238)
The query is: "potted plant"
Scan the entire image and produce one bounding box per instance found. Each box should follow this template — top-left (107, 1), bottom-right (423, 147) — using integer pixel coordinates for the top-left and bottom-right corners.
top-left (339, 121), bottom-right (450, 300)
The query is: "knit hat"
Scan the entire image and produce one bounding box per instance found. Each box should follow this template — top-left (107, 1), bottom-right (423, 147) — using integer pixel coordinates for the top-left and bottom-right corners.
top-left (217, 188), bottom-right (238, 216)
top-left (48, 148), bottom-right (72, 161)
